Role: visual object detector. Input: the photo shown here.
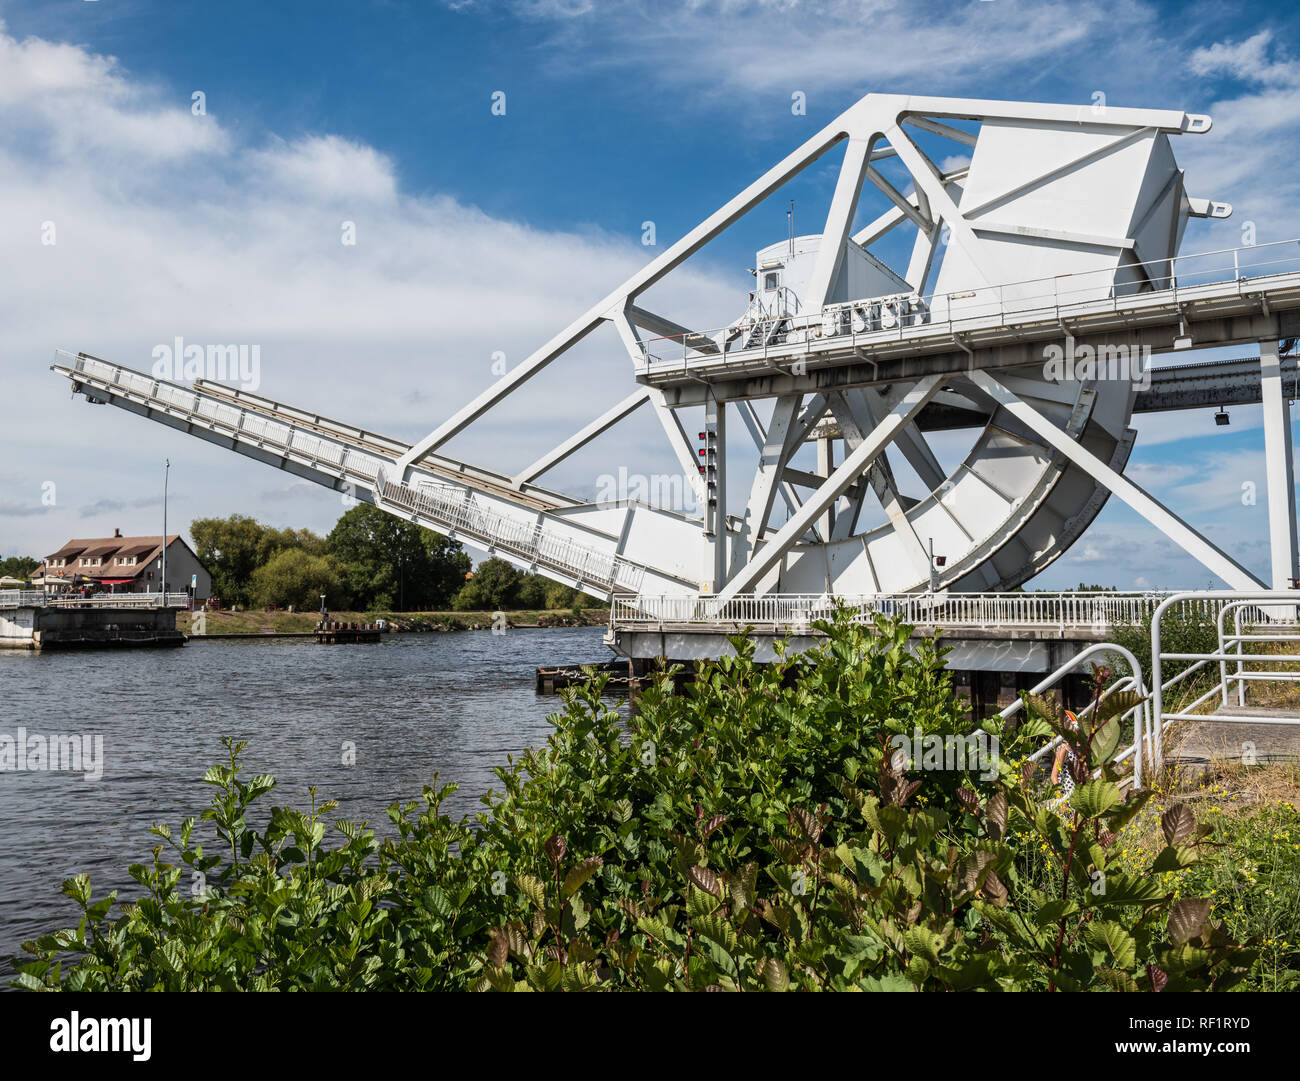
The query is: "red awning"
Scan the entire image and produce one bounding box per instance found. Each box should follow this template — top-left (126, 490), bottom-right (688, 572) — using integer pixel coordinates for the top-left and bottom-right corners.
top-left (99, 579), bottom-right (136, 584)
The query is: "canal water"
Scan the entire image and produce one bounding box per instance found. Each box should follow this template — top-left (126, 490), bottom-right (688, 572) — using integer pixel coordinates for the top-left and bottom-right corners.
top-left (0, 627), bottom-right (612, 981)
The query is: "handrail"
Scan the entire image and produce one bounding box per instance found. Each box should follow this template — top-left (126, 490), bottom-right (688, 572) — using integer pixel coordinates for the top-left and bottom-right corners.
top-left (614, 591), bottom-right (1167, 630)
top-left (374, 468), bottom-right (645, 594)
top-left (638, 236), bottom-right (1300, 364)
top-left (995, 642), bottom-right (1151, 788)
top-left (1151, 591), bottom-right (1300, 765)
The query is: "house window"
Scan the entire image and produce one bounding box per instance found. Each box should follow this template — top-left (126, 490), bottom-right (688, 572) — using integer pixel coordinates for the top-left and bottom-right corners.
top-left (764, 272), bottom-right (779, 290)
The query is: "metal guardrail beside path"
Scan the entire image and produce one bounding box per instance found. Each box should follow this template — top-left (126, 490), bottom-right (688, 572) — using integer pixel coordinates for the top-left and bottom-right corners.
top-left (998, 591), bottom-right (1300, 790)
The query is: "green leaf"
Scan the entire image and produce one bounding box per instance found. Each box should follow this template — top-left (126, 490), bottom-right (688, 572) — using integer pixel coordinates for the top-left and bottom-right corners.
top-left (1083, 920), bottom-right (1137, 968)
top-left (1034, 898), bottom-right (1079, 927)
top-left (1151, 845), bottom-right (1198, 873)
top-left (1088, 717), bottom-right (1121, 768)
top-left (422, 885), bottom-right (454, 919)
top-left (903, 925), bottom-right (945, 965)
top-left (694, 914), bottom-right (738, 953)
top-left (1070, 780), bottom-right (1121, 819)
top-left (561, 857), bottom-right (603, 900)
top-left (1085, 871), bottom-right (1167, 907)
top-left (761, 957), bottom-right (789, 992)
top-left (61, 874), bottom-right (92, 907)
top-left (1095, 966), bottom-right (1139, 992)
top-left (514, 874), bottom-right (546, 909)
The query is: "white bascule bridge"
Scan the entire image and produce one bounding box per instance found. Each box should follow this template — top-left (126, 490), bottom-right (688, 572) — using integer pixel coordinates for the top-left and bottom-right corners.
top-left (51, 93), bottom-right (1300, 758)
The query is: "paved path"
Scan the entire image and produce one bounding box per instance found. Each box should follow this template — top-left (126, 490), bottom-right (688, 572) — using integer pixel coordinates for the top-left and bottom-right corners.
top-left (1165, 705), bottom-right (1300, 770)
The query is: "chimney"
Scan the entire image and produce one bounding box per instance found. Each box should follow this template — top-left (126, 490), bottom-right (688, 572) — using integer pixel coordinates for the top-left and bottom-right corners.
top-left (114, 527), bottom-right (121, 538)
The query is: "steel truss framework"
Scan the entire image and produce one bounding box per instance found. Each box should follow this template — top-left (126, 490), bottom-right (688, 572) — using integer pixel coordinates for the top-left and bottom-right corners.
top-left (54, 94), bottom-right (1300, 601)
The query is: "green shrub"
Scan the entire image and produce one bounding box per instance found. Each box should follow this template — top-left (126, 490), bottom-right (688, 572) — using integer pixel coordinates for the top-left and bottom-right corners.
top-left (13, 613), bottom-right (1255, 991)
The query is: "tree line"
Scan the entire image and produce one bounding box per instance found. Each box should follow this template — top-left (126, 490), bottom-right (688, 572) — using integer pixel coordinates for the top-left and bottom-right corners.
top-left (190, 506), bottom-right (598, 613)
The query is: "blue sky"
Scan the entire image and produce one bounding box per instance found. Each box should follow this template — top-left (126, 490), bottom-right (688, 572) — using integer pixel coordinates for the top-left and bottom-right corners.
top-left (1, 0), bottom-right (1297, 590)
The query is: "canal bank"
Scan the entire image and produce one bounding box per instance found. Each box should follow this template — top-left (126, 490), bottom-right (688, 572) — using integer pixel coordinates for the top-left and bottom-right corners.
top-left (182, 608), bottom-right (606, 638)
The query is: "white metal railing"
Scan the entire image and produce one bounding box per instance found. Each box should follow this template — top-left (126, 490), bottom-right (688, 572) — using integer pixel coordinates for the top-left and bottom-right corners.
top-left (637, 237), bottom-right (1300, 368)
top-left (612, 591), bottom-right (1168, 630)
top-left (374, 469), bottom-right (645, 593)
top-left (1151, 590), bottom-right (1300, 763)
top-left (0, 590), bottom-right (47, 608)
top-left (0, 591), bottom-right (190, 609)
top-left (997, 642), bottom-right (1153, 789)
top-left (993, 591), bottom-right (1300, 790)
top-left (60, 352), bottom-right (389, 483)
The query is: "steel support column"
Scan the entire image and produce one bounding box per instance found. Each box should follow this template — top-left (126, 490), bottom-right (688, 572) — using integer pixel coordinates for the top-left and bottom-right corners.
top-left (1260, 339), bottom-right (1299, 588)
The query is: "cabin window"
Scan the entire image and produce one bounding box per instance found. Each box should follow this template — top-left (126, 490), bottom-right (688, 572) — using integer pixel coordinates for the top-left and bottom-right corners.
top-left (763, 272), bottom-right (779, 290)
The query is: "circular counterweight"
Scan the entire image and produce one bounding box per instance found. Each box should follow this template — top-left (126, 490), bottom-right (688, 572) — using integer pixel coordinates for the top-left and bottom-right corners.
top-left (769, 370), bottom-right (1136, 595)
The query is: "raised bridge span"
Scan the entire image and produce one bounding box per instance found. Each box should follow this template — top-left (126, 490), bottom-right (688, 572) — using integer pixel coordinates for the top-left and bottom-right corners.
top-left (52, 92), bottom-right (1300, 675)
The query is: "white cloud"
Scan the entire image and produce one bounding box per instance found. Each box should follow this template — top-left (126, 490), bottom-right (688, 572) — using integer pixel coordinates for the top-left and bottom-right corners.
top-left (479, 0), bottom-right (1121, 97)
top-left (1188, 30), bottom-right (1291, 87)
top-left (0, 22), bottom-right (737, 556)
top-left (0, 18), bottom-right (229, 161)
top-left (249, 135), bottom-right (399, 205)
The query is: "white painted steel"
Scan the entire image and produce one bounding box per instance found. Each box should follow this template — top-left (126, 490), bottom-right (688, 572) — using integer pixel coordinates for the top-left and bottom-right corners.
top-left (50, 92), bottom-right (1299, 610)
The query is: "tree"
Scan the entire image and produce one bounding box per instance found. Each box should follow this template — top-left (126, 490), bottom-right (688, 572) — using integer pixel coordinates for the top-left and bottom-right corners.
top-left (249, 548), bottom-right (345, 611)
top-left (325, 504), bottom-right (469, 611)
top-left (453, 557), bottom-right (521, 610)
top-left (516, 574), bottom-right (550, 609)
top-left (191, 515), bottom-right (325, 607)
top-left (0, 555), bottom-right (40, 581)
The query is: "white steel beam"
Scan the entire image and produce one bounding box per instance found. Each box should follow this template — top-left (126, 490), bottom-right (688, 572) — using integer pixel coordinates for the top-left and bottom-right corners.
top-left (960, 126), bottom-right (1156, 222)
top-left (969, 371), bottom-right (1265, 590)
top-left (816, 435), bottom-right (835, 540)
top-left (648, 387), bottom-right (708, 508)
top-left (858, 388), bottom-right (946, 491)
top-left (718, 374), bottom-right (944, 600)
top-left (829, 391), bottom-right (927, 564)
top-left (865, 164), bottom-right (932, 233)
top-left (851, 167), bottom-right (967, 247)
top-left (394, 103), bottom-right (870, 473)
top-left (1259, 339), bottom-right (1299, 588)
top-left (736, 401), bottom-right (802, 521)
top-left (886, 125), bottom-right (999, 290)
top-left (735, 395), bottom-right (800, 568)
top-left (627, 305), bottom-right (720, 355)
top-left (513, 389), bottom-right (650, 487)
top-left (903, 115), bottom-right (978, 147)
top-left (806, 136), bottom-right (877, 307)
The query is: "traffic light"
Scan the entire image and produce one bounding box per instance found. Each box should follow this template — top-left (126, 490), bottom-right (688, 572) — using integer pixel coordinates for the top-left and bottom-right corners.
top-left (698, 426), bottom-right (719, 530)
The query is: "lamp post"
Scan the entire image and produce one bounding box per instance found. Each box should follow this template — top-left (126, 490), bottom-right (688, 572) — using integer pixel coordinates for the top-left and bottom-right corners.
top-left (161, 458), bottom-right (169, 607)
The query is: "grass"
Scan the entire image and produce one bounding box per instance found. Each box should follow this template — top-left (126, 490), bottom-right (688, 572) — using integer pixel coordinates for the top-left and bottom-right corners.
top-left (1111, 759), bottom-right (1300, 991)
